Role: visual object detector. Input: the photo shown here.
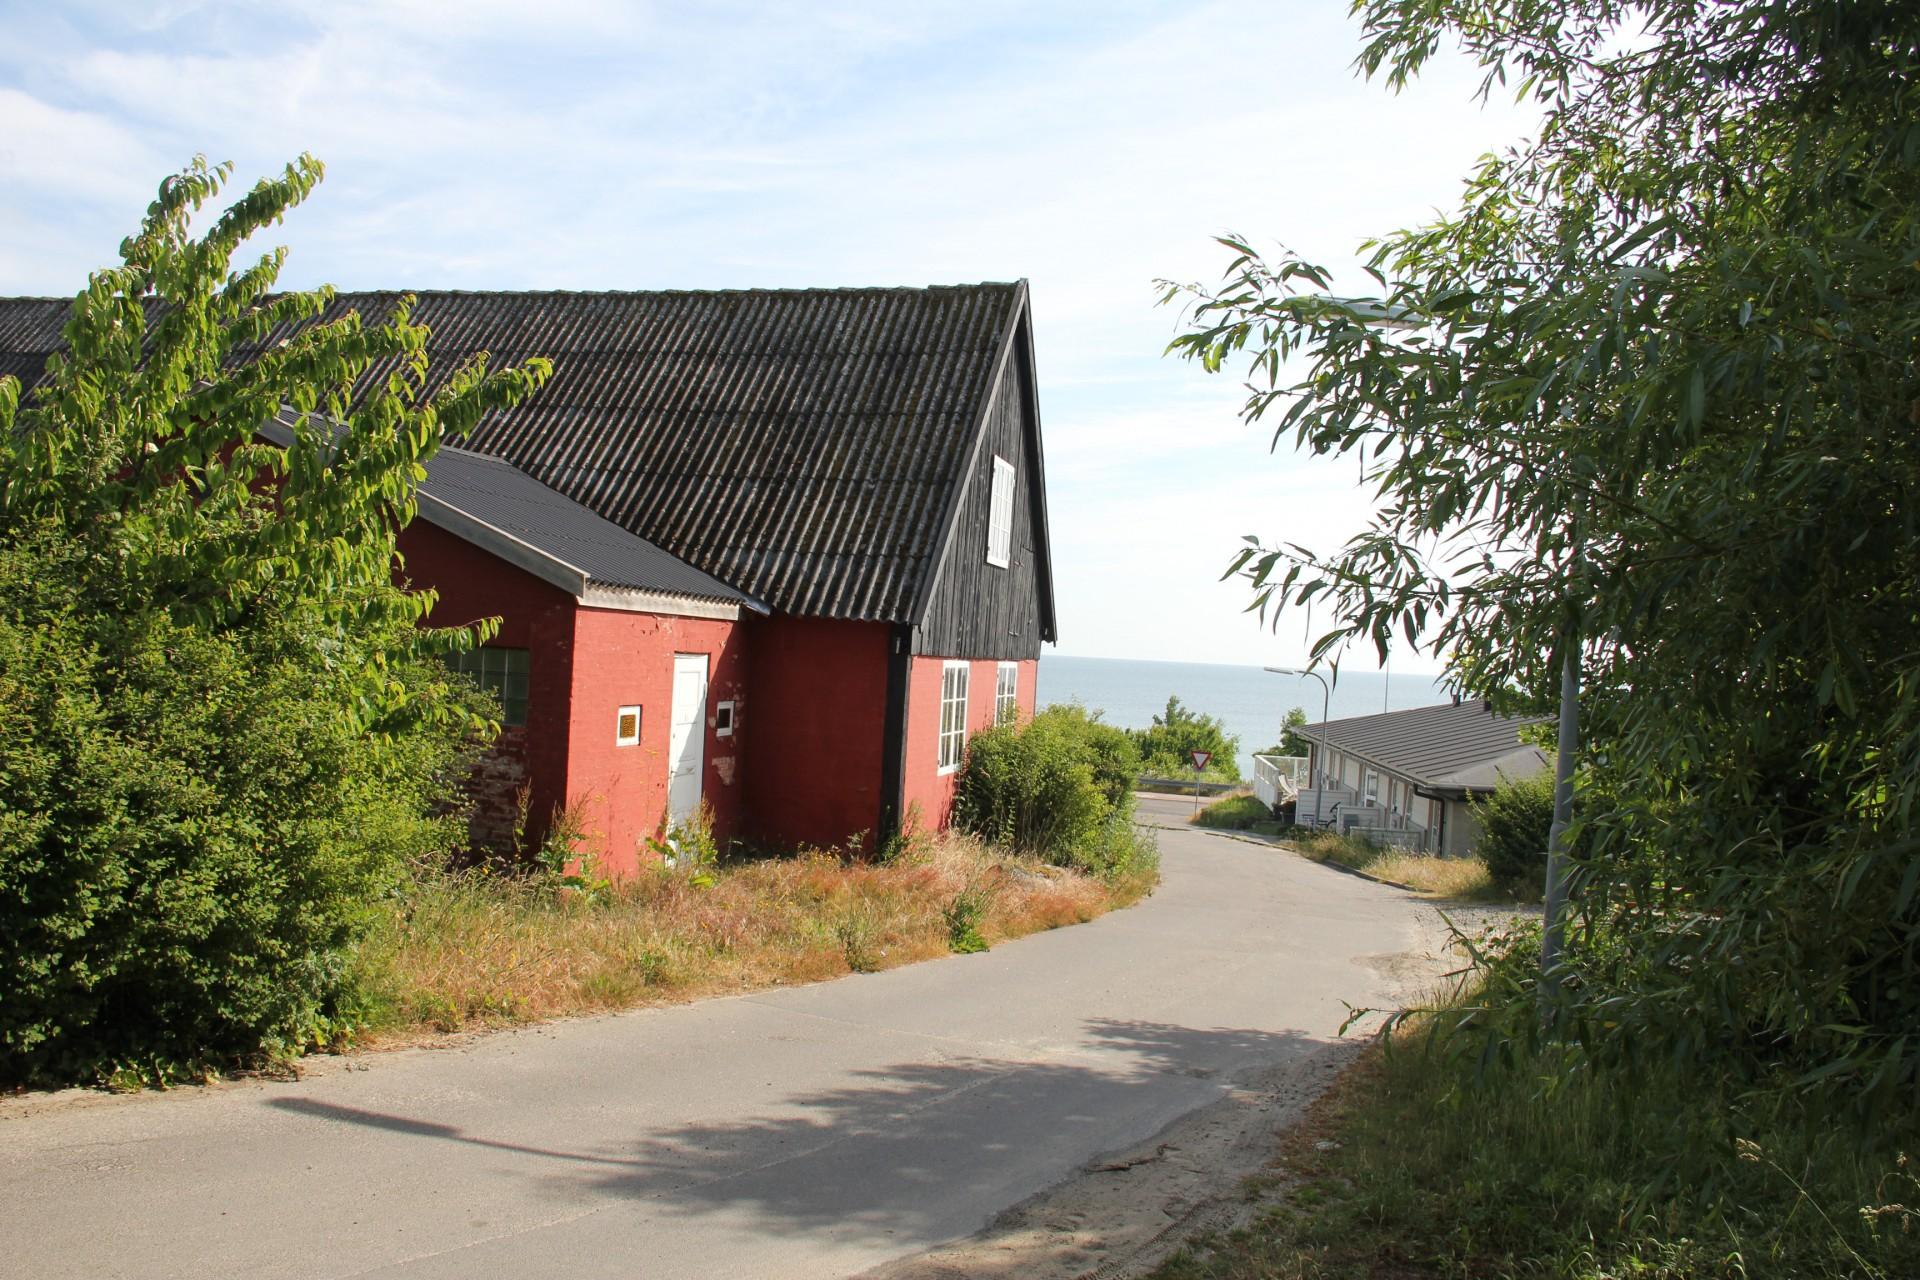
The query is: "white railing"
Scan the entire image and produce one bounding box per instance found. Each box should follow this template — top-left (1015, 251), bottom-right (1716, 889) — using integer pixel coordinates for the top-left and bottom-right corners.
top-left (1294, 778), bottom-right (1356, 827)
top-left (1252, 754), bottom-right (1310, 811)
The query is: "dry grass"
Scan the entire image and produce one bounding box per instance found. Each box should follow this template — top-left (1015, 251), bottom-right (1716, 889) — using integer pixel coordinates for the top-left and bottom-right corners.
top-left (1287, 829), bottom-right (1500, 901)
top-left (349, 833), bottom-right (1156, 1042)
top-left (1361, 851), bottom-right (1494, 899)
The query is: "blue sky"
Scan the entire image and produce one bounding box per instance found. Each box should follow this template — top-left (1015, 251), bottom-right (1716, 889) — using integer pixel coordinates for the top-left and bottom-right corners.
top-left (1, 0), bottom-right (1533, 669)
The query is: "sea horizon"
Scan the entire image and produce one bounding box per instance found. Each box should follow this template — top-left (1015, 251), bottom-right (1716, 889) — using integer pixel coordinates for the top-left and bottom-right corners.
top-left (1035, 653), bottom-right (1455, 777)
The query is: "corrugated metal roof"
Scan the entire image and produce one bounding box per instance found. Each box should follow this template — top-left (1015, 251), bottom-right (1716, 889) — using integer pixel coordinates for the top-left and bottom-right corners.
top-left (1297, 698), bottom-right (1550, 791)
top-left (257, 408), bottom-right (754, 608)
top-left (0, 297), bottom-right (69, 390)
top-left (418, 439), bottom-right (758, 607)
top-left (0, 285), bottom-right (1026, 622)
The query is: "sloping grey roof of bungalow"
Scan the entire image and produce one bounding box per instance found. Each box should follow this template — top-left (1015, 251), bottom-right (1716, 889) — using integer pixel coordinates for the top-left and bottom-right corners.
top-left (1295, 697), bottom-right (1550, 794)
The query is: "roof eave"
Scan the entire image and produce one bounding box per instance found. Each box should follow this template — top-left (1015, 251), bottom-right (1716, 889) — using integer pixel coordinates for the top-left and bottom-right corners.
top-left (577, 582), bottom-right (747, 620)
top-left (415, 492), bottom-right (589, 599)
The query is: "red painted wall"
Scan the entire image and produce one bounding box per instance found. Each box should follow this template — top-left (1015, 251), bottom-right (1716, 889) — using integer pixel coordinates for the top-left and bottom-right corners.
top-left (742, 615), bottom-right (892, 852)
top-left (400, 521), bottom-right (747, 877)
top-left (900, 655), bottom-right (1039, 832)
top-left (564, 606), bottom-right (746, 876)
top-left (400, 520), bottom-right (578, 850)
top-left (402, 516), bottom-right (1042, 863)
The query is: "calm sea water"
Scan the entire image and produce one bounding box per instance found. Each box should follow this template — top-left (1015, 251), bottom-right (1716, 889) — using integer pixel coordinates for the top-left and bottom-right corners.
top-left (1036, 655), bottom-right (1452, 777)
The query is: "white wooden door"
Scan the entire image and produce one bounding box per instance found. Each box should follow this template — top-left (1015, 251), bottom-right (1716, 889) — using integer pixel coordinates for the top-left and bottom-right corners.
top-left (668, 654), bottom-right (708, 825)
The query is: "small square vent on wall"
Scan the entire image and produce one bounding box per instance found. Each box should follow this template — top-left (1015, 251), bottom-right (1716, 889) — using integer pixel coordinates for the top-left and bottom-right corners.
top-left (616, 705), bottom-right (641, 746)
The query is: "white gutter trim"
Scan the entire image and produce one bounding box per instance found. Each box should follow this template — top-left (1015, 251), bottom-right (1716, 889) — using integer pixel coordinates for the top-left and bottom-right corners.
top-left (577, 584), bottom-right (741, 620)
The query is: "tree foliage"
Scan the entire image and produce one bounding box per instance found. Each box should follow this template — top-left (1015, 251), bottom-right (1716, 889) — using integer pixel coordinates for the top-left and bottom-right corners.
top-left (1261, 706), bottom-right (1312, 759)
top-left (0, 157), bottom-right (551, 1084)
top-left (1132, 695), bottom-right (1242, 782)
top-left (1165, 1), bottom-right (1920, 1102)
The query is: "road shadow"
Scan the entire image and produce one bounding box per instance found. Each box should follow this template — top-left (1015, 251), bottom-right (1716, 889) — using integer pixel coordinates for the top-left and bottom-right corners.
top-left (267, 1018), bottom-right (1326, 1248)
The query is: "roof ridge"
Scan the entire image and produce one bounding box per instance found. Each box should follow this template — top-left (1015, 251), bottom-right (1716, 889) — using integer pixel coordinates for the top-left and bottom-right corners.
top-left (1314, 697), bottom-right (1492, 731)
top-left (300, 282), bottom-right (1025, 301)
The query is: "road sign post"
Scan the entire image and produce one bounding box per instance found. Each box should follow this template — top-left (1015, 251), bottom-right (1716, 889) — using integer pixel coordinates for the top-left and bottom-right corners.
top-left (1190, 750), bottom-right (1212, 816)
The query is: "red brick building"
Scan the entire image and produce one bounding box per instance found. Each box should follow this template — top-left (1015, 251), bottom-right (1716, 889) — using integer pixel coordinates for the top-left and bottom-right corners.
top-left (40, 282), bottom-right (1055, 874)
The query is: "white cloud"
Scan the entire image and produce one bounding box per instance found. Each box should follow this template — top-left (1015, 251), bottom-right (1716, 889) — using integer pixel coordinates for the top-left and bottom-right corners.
top-left (0, 87), bottom-right (162, 205)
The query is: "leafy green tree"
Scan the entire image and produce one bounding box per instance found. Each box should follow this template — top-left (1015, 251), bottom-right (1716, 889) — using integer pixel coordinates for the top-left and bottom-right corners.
top-left (0, 157), bottom-right (552, 1084)
top-left (1165, 1), bottom-right (1920, 1101)
top-left (1133, 695), bottom-right (1242, 782)
top-left (1260, 706), bottom-right (1311, 759)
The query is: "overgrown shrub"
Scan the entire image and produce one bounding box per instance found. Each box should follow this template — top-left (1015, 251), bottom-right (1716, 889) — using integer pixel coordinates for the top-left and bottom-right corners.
top-left (952, 719), bottom-right (1107, 860)
top-left (0, 158), bottom-right (547, 1086)
top-left (1194, 793), bottom-right (1271, 830)
top-left (0, 536), bottom-right (481, 1084)
top-left (952, 709), bottom-right (1155, 878)
top-left (1031, 703), bottom-right (1139, 805)
top-left (1471, 772), bottom-right (1554, 891)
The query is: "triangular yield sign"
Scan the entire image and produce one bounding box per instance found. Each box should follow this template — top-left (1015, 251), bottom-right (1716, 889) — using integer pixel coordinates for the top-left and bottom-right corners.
top-left (1190, 750), bottom-right (1212, 771)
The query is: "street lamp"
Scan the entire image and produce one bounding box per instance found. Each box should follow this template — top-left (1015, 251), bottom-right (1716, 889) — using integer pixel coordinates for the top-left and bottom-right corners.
top-left (1265, 666), bottom-right (1329, 828)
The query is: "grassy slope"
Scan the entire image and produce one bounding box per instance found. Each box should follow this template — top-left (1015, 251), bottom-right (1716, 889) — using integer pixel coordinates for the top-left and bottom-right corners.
top-left (349, 833), bottom-right (1156, 1041)
top-left (1154, 1016), bottom-right (1920, 1280)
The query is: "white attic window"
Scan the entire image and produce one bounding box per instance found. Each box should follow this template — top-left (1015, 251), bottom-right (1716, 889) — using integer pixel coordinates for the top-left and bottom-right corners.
top-left (986, 455), bottom-right (1015, 568)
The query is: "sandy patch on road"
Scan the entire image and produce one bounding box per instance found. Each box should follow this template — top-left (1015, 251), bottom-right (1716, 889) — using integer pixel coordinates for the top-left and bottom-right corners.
top-left (862, 897), bottom-right (1535, 1280)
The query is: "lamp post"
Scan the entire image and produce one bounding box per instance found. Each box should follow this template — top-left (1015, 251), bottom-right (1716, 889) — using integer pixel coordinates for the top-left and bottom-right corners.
top-left (1265, 666), bottom-right (1329, 827)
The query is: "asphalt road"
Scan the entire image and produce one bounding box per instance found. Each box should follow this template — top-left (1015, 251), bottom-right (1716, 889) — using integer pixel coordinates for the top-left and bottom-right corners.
top-left (0, 800), bottom-right (1436, 1280)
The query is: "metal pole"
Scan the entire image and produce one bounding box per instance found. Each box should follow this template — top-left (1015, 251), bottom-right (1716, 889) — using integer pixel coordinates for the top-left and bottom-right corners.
top-left (1539, 631), bottom-right (1579, 1006)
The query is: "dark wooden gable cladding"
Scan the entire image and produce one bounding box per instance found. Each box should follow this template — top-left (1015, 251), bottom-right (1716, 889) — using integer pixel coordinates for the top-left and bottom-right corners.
top-left (911, 305), bottom-right (1055, 660)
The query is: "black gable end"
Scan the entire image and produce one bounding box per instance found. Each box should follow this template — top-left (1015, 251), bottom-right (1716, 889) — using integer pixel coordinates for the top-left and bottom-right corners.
top-left (913, 298), bottom-right (1055, 660)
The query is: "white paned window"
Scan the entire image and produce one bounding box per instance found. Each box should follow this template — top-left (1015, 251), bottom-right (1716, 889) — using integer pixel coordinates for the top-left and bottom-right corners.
top-left (938, 661), bottom-right (971, 773)
top-left (1364, 769), bottom-right (1381, 806)
top-left (986, 455), bottom-right (1015, 568)
top-left (995, 662), bottom-right (1019, 724)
